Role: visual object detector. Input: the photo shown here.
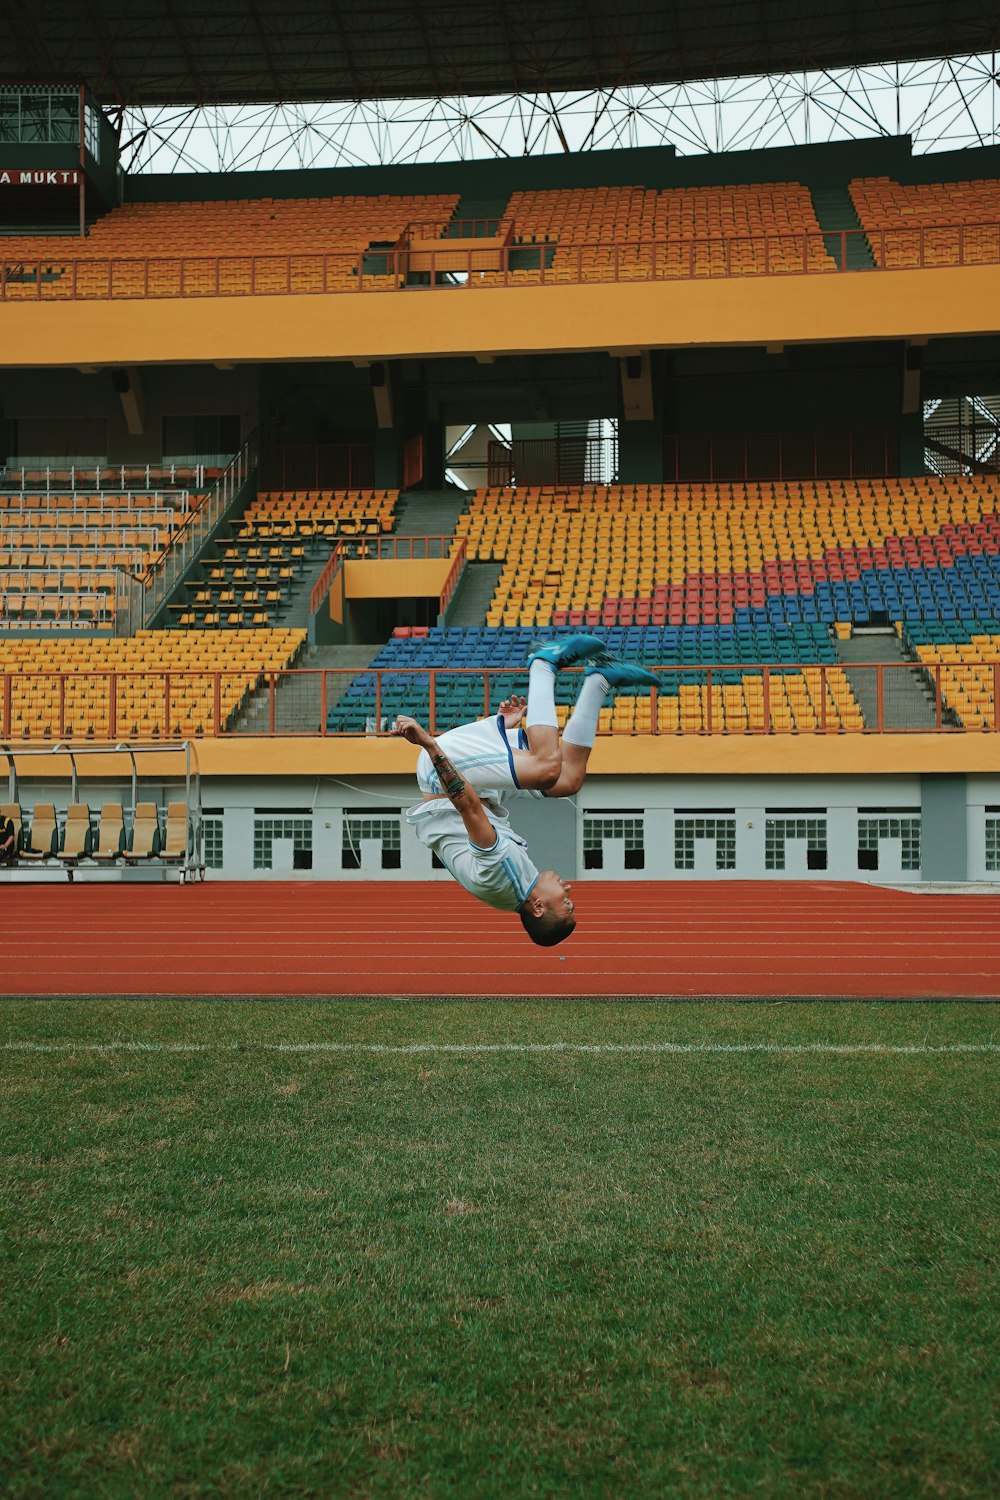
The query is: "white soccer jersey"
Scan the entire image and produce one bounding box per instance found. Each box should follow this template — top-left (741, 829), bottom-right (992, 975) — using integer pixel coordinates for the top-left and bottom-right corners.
top-left (416, 714), bottom-right (543, 799)
top-left (406, 798), bottom-right (540, 913)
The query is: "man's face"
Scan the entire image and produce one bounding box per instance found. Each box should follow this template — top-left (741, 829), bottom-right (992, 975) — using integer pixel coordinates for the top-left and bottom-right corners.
top-left (533, 868), bottom-right (575, 919)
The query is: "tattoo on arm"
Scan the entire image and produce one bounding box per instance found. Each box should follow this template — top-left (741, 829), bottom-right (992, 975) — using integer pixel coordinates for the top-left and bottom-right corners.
top-left (431, 751), bottom-right (466, 800)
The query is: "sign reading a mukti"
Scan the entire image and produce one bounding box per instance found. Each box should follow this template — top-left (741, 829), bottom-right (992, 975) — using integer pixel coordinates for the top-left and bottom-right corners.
top-left (0, 169), bottom-right (80, 187)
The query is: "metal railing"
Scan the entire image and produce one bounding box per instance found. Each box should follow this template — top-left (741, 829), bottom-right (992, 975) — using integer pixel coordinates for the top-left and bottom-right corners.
top-left (0, 464), bottom-right (204, 492)
top-left (309, 536), bottom-right (467, 620)
top-left (438, 542), bottom-right (467, 619)
top-left (1, 660), bottom-right (997, 739)
top-left (3, 222), bottom-right (999, 302)
top-left (139, 434), bottom-right (258, 629)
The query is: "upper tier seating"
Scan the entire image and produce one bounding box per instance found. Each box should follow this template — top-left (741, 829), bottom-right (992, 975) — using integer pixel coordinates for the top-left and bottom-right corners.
top-left (0, 489), bottom-right (195, 627)
top-left (0, 629), bottom-right (305, 738)
top-left (457, 478), bottom-right (1000, 630)
top-left (497, 183), bottom-right (838, 280)
top-left (0, 193), bottom-right (459, 297)
top-left (850, 177), bottom-right (1000, 268)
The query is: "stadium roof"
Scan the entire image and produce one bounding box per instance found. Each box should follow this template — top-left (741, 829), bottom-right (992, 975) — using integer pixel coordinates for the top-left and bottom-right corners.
top-left (5, 1), bottom-right (1000, 108)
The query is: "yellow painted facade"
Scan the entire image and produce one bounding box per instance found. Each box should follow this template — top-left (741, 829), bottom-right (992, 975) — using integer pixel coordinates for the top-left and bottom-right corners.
top-left (342, 558), bottom-right (453, 599)
top-left (1, 264), bottom-right (999, 367)
top-left (10, 734), bottom-right (996, 781)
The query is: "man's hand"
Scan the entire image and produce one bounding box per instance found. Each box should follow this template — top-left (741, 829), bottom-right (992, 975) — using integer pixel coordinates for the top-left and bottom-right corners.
top-left (498, 694), bottom-right (527, 729)
top-left (392, 715), bottom-right (433, 748)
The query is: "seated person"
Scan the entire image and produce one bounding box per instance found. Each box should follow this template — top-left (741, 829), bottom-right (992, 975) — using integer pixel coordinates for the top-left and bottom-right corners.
top-left (0, 812), bottom-right (16, 864)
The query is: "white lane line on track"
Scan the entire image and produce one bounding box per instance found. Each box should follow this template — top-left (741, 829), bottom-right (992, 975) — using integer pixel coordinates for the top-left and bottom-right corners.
top-left (1, 1042), bottom-right (997, 1055)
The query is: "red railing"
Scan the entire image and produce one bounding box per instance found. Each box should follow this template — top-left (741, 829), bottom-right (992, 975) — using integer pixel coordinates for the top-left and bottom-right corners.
top-left (438, 540), bottom-right (467, 618)
top-left (308, 535), bottom-right (465, 618)
top-left (309, 544), bottom-right (347, 619)
top-left (4, 222), bottom-right (999, 302)
top-left (2, 661), bottom-right (998, 739)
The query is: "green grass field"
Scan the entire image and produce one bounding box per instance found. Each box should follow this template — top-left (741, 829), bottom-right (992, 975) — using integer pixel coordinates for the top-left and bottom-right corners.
top-left (2, 1000), bottom-right (998, 1498)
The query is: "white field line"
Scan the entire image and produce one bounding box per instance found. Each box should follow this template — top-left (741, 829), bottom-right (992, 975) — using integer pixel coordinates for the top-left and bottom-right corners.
top-left (0, 1041), bottom-right (997, 1056)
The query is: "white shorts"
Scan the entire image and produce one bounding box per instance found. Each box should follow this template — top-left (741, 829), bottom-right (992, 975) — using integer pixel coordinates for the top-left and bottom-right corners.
top-left (417, 714), bottom-right (541, 797)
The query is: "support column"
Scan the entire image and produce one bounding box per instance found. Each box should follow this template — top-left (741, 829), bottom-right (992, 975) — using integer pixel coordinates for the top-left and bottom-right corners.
top-left (920, 774), bottom-right (968, 882)
top-left (617, 350), bottom-right (665, 483)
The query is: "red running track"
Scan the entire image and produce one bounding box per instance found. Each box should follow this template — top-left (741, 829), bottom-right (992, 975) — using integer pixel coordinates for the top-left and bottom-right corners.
top-left (1, 881), bottom-right (999, 999)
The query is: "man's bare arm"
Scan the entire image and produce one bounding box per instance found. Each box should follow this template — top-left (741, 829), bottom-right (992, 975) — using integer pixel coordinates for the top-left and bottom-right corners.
top-left (392, 716), bottom-right (498, 847)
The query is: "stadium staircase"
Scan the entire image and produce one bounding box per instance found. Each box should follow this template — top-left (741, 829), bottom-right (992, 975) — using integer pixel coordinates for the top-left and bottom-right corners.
top-left (393, 489), bottom-right (470, 537)
top-left (810, 186), bottom-right (876, 270)
top-left (834, 629), bottom-right (941, 729)
top-left (447, 194), bottom-right (510, 232)
top-left (233, 643), bottom-right (379, 734)
top-left (445, 562), bottom-right (505, 628)
top-left (234, 489), bottom-right (479, 728)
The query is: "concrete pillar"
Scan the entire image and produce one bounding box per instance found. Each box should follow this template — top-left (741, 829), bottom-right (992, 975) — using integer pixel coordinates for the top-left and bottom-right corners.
top-left (920, 774), bottom-right (968, 881)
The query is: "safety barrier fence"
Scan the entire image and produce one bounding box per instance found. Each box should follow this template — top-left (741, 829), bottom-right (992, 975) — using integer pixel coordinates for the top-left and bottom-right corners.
top-left (0, 489), bottom-right (191, 516)
top-left (2, 660), bottom-right (997, 739)
top-left (3, 222), bottom-right (1000, 301)
top-left (0, 464), bottom-right (204, 492)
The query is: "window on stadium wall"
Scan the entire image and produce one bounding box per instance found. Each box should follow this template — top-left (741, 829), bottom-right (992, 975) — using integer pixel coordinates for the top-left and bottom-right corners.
top-left (765, 814), bottom-right (828, 872)
top-left (674, 814), bottom-right (737, 872)
top-left (483, 420), bottom-right (619, 490)
top-left (857, 812), bottom-right (921, 873)
top-left (342, 816), bottom-right (401, 871)
top-left (986, 812), bottom-right (1000, 873)
top-left (0, 87), bottom-right (79, 146)
top-left (923, 395), bottom-right (1000, 477)
top-left (253, 814), bottom-right (312, 871)
top-left (202, 816), bottom-right (223, 871)
top-left (583, 814), bottom-right (645, 870)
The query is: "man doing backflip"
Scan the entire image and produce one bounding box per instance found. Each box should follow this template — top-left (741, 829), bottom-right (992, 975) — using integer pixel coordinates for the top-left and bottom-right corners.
top-left (393, 635), bottom-right (658, 946)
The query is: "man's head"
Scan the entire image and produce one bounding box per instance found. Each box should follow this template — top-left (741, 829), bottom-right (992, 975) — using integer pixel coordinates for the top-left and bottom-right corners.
top-left (519, 869), bottom-right (576, 947)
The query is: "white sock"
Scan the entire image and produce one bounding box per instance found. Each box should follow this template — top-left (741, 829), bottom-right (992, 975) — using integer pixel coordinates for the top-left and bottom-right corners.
top-left (562, 673), bottom-right (610, 748)
top-left (526, 659), bottom-right (559, 728)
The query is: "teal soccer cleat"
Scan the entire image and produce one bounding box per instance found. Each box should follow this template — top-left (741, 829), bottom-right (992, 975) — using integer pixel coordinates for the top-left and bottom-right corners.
top-left (586, 660), bottom-right (662, 691)
top-left (527, 634), bottom-right (607, 670)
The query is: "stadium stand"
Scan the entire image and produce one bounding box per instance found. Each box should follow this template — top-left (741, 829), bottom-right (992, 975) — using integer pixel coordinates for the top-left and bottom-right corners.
top-left (903, 620), bottom-right (1000, 728)
top-left (0, 629), bottom-right (306, 738)
top-left (850, 177), bottom-right (1000, 268)
top-left (240, 490), bottom-right (398, 539)
top-left (171, 489), bottom-right (399, 628)
top-left (325, 474), bottom-right (999, 735)
top-left (327, 623), bottom-right (864, 735)
top-left (0, 487), bottom-right (195, 627)
top-left (499, 182), bottom-right (838, 279)
top-left (0, 194), bottom-right (459, 297)
top-left (457, 478), bottom-right (1000, 629)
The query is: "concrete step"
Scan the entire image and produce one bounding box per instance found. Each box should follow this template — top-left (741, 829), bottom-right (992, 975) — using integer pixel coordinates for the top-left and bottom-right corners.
top-left (810, 187), bottom-right (875, 270)
top-left (233, 642), bottom-right (379, 734)
top-left (815, 187), bottom-right (875, 270)
top-left (834, 630), bottom-right (941, 729)
top-left (446, 561), bottom-right (503, 628)
top-left (394, 489), bottom-right (471, 537)
top-left (273, 547), bottom-right (341, 630)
